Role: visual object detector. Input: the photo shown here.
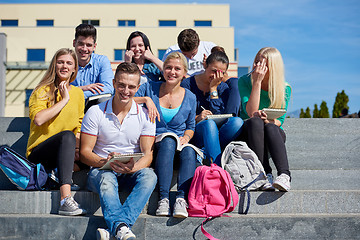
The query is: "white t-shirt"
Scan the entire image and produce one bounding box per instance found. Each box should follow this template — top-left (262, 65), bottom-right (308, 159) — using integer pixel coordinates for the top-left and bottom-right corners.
top-left (81, 98), bottom-right (155, 158)
top-left (162, 41), bottom-right (216, 77)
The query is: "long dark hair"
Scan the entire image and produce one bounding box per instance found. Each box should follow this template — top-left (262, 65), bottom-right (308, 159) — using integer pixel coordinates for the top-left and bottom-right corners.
top-left (205, 51), bottom-right (229, 70)
top-left (126, 31), bottom-right (153, 64)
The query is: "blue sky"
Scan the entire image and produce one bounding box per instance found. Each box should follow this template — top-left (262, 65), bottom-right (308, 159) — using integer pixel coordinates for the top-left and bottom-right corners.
top-left (2, 0), bottom-right (360, 114)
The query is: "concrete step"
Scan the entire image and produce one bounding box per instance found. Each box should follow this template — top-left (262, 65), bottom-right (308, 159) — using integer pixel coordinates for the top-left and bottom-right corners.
top-left (0, 213), bottom-right (359, 240)
top-left (1, 188), bottom-right (359, 215)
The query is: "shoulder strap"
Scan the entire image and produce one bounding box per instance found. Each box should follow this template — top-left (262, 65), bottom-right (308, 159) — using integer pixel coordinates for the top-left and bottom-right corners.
top-left (214, 166), bottom-right (239, 212)
top-left (201, 217), bottom-right (220, 240)
top-left (35, 164), bottom-right (45, 190)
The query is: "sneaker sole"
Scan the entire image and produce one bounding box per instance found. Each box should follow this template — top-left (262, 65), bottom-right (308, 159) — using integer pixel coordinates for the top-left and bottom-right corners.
top-left (96, 228), bottom-right (110, 240)
top-left (123, 235), bottom-right (136, 240)
top-left (173, 211), bottom-right (188, 218)
top-left (58, 209), bottom-right (87, 216)
top-left (273, 182), bottom-right (290, 192)
top-left (156, 211), bottom-right (171, 217)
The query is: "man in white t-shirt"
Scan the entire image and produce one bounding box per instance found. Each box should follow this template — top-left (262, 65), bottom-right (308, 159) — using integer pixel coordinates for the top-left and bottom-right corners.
top-left (80, 62), bottom-right (156, 240)
top-left (162, 28), bottom-right (216, 77)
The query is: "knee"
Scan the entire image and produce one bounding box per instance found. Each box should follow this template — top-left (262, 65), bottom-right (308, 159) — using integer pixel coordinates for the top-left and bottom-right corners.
top-left (227, 117), bottom-right (244, 129)
top-left (264, 123), bottom-right (285, 141)
top-left (160, 136), bottom-right (177, 148)
top-left (198, 119), bottom-right (218, 133)
top-left (137, 168), bottom-right (157, 187)
top-left (180, 147), bottom-right (196, 160)
top-left (88, 169), bottom-right (118, 194)
top-left (59, 130), bottom-right (76, 146)
top-left (246, 117), bottom-right (264, 131)
top-left (264, 123), bottom-right (279, 135)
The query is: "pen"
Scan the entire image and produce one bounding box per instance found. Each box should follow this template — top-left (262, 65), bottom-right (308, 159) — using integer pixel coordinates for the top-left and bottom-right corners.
top-left (247, 68), bottom-right (255, 76)
top-left (201, 106), bottom-right (206, 111)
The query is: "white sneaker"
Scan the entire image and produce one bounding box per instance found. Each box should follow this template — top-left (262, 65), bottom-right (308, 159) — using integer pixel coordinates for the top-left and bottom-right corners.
top-left (58, 196), bottom-right (86, 216)
top-left (115, 225), bottom-right (136, 240)
top-left (156, 198), bottom-right (171, 216)
top-left (273, 173), bottom-right (291, 192)
top-left (97, 228), bottom-right (116, 240)
top-left (261, 173), bottom-right (275, 191)
top-left (173, 198), bottom-right (188, 218)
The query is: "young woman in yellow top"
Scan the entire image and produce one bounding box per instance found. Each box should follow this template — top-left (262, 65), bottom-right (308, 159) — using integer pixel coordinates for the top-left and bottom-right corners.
top-left (26, 48), bottom-right (86, 216)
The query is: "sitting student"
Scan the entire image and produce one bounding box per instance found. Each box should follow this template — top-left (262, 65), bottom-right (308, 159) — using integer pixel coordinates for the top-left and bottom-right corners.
top-left (135, 52), bottom-right (197, 218)
top-left (71, 23), bottom-right (114, 111)
top-left (237, 47), bottom-right (292, 191)
top-left (162, 28), bottom-right (216, 77)
top-left (208, 46), bottom-right (241, 116)
top-left (181, 51), bottom-right (243, 165)
top-left (80, 62), bottom-right (157, 240)
top-left (26, 48), bottom-right (86, 216)
top-left (125, 31), bottom-right (163, 84)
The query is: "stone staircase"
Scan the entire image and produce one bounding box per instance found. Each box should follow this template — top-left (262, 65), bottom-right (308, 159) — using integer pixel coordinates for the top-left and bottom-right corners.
top-left (0, 117), bottom-right (359, 239)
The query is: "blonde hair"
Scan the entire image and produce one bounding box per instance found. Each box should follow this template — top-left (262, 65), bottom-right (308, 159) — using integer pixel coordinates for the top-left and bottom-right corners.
top-left (163, 51), bottom-right (188, 73)
top-left (252, 47), bottom-right (287, 108)
top-left (32, 48), bottom-right (78, 105)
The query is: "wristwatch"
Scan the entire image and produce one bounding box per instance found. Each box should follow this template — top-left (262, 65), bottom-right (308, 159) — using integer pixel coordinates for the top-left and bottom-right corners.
top-left (210, 91), bottom-right (218, 97)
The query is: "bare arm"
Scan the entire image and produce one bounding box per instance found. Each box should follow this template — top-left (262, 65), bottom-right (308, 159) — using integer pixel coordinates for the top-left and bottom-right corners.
top-left (79, 132), bottom-right (108, 168)
top-left (179, 129), bottom-right (194, 145)
top-left (246, 59), bottom-right (268, 117)
top-left (144, 47), bottom-right (163, 71)
top-left (133, 96), bottom-right (160, 122)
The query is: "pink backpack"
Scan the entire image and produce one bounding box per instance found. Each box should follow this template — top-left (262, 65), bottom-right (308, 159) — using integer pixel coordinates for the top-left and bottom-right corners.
top-left (187, 163), bottom-right (239, 240)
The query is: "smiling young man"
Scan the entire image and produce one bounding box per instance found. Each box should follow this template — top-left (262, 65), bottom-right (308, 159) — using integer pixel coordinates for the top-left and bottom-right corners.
top-left (80, 62), bottom-right (156, 240)
top-left (162, 29), bottom-right (216, 77)
top-left (71, 24), bottom-right (114, 105)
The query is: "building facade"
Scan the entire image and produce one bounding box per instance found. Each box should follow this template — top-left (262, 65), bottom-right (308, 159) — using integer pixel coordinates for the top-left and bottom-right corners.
top-left (0, 3), bottom-right (236, 116)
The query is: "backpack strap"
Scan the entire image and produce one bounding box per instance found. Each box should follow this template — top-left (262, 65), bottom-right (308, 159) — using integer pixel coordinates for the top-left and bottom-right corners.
top-left (213, 165), bottom-right (239, 212)
top-left (236, 171), bottom-right (266, 214)
top-left (35, 163), bottom-right (45, 190)
top-left (201, 217), bottom-right (220, 240)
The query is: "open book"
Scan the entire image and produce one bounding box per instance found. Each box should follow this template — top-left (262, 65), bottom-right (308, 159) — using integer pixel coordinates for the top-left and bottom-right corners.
top-left (263, 108), bottom-right (286, 120)
top-left (198, 114), bottom-right (234, 126)
top-left (99, 153), bottom-right (144, 170)
top-left (85, 93), bottom-right (112, 112)
top-left (155, 132), bottom-right (204, 159)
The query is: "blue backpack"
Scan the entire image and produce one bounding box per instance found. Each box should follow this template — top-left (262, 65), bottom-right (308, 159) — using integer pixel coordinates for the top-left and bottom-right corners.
top-left (0, 145), bottom-right (48, 190)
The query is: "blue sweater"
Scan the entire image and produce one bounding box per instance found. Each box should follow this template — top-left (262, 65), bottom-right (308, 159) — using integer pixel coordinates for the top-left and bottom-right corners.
top-left (181, 76), bottom-right (239, 115)
top-left (135, 81), bottom-right (196, 137)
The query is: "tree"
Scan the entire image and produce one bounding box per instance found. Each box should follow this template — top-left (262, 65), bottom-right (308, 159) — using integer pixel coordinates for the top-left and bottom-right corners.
top-left (332, 90), bottom-right (349, 118)
top-left (304, 107), bottom-right (311, 118)
top-left (319, 101), bottom-right (330, 118)
top-left (313, 104), bottom-right (319, 118)
top-left (299, 108), bottom-right (305, 118)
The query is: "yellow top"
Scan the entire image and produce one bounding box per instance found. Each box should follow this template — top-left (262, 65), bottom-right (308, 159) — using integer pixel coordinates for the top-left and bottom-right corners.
top-left (26, 85), bottom-right (85, 157)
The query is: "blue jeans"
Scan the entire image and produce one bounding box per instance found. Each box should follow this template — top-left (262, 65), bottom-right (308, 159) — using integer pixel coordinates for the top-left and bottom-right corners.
top-left (87, 167), bottom-right (157, 236)
top-left (154, 136), bottom-right (197, 200)
top-left (193, 117), bottom-right (243, 165)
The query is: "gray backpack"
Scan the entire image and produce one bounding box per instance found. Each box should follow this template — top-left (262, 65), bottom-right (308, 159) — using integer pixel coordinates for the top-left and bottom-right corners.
top-left (221, 141), bottom-right (267, 191)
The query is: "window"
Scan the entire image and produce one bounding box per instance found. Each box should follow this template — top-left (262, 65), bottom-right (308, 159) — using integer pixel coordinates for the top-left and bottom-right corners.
top-left (234, 48), bottom-right (239, 62)
top-left (194, 20), bottom-right (212, 27)
top-left (27, 49), bottom-right (45, 62)
top-left (82, 19), bottom-right (100, 26)
top-left (159, 20), bottom-right (176, 27)
top-left (238, 66), bottom-right (251, 77)
top-left (37, 20), bottom-right (54, 27)
top-left (1, 19), bottom-right (18, 27)
top-left (114, 49), bottom-right (125, 61)
top-left (158, 50), bottom-right (167, 60)
top-left (118, 20), bottom-right (135, 27)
